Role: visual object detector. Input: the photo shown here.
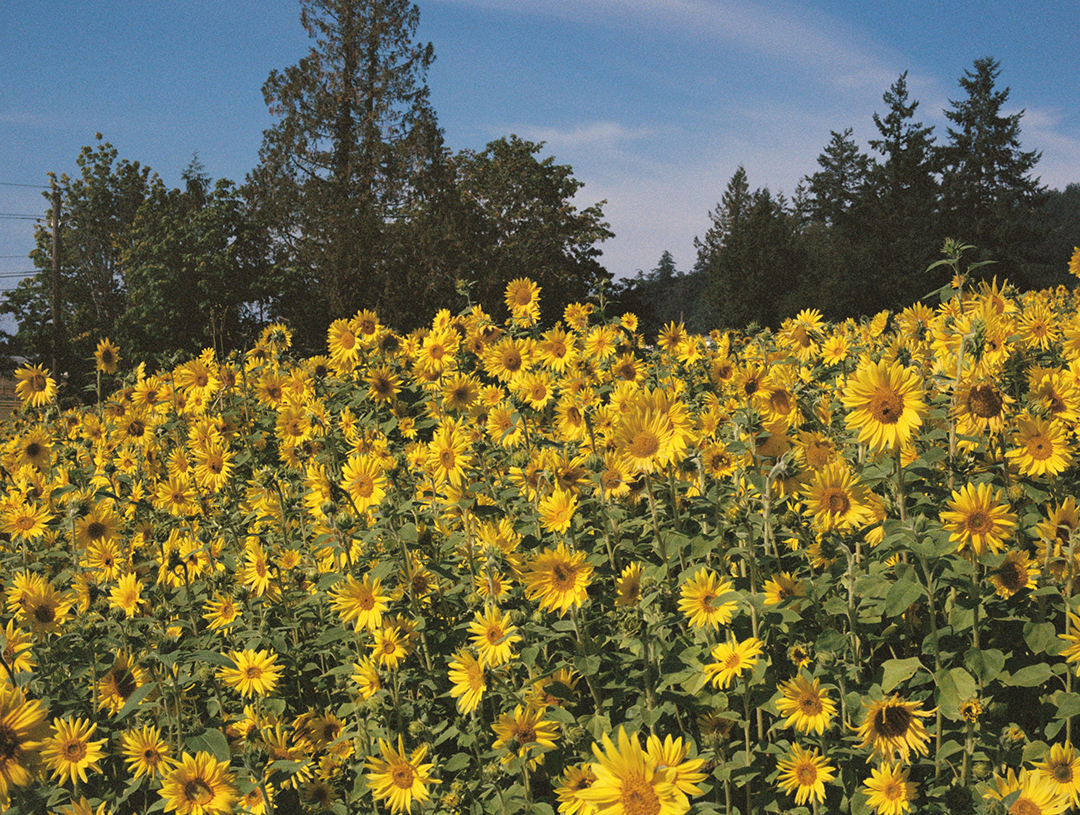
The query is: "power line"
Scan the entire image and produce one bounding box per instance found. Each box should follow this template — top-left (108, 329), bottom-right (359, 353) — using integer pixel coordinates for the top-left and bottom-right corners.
top-left (0, 181), bottom-right (49, 190)
top-left (0, 213), bottom-right (41, 221)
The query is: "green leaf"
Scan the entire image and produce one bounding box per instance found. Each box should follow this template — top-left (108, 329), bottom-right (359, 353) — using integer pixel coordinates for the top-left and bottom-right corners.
top-left (113, 682), bottom-right (156, 722)
top-left (186, 728), bottom-right (231, 762)
top-left (964, 648), bottom-right (1005, 685)
top-left (574, 655), bottom-right (601, 677)
top-left (936, 667), bottom-right (977, 721)
top-left (1007, 664), bottom-right (1054, 687)
top-left (442, 752), bottom-right (471, 772)
top-left (881, 657), bottom-right (924, 693)
top-left (1024, 622), bottom-right (1057, 655)
top-left (884, 575), bottom-right (925, 616)
top-left (1055, 692), bottom-right (1080, 720)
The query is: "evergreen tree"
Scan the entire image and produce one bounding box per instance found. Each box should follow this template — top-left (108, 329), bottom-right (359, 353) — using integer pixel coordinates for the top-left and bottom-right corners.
top-left (940, 57), bottom-right (1044, 285)
top-left (866, 72), bottom-right (941, 307)
top-left (805, 129), bottom-right (872, 230)
top-left (247, 0), bottom-right (443, 348)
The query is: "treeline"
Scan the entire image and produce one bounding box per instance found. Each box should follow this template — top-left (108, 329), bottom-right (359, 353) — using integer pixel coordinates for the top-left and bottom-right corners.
top-left (0, 0), bottom-right (612, 397)
top-left (615, 60), bottom-right (1079, 338)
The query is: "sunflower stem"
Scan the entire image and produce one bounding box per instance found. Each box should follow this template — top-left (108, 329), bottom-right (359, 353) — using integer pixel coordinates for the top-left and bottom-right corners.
top-left (970, 550), bottom-right (981, 651)
top-left (894, 445), bottom-right (907, 525)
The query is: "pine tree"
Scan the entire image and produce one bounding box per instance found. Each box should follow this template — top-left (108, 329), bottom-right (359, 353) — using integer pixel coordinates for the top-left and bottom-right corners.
top-left (866, 72), bottom-right (940, 307)
top-left (805, 129), bottom-right (871, 230)
top-left (248, 0), bottom-right (443, 346)
top-left (940, 57), bottom-right (1044, 284)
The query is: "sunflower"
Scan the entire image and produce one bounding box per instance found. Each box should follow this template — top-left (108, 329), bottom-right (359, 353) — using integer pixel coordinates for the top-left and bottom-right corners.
top-left (984, 767), bottom-right (1070, 815)
top-left (940, 481), bottom-right (1016, 556)
top-left (577, 727), bottom-right (687, 815)
top-left (74, 503), bottom-right (122, 548)
top-left (645, 734), bottom-right (706, 797)
top-left (329, 573), bottom-right (389, 632)
top-left (1, 501), bottom-right (52, 540)
top-left (371, 626), bottom-right (409, 670)
top-left (468, 606), bottom-right (521, 668)
top-left (202, 594), bottom-right (240, 630)
top-left (427, 420), bottom-right (473, 485)
top-left (41, 716), bottom-right (106, 787)
top-left (160, 750), bottom-right (238, 815)
top-left (990, 549), bottom-right (1040, 598)
top-left (97, 652), bottom-right (145, 715)
top-left (14, 364), bottom-right (56, 408)
top-left (16, 427), bottom-right (51, 469)
top-left (953, 380), bottom-right (1012, 437)
top-left (0, 683), bottom-right (48, 800)
top-left (861, 761), bottom-right (916, 815)
top-left (340, 453), bottom-right (387, 514)
top-left (352, 658), bottom-right (382, 700)
top-left (615, 563), bottom-right (644, 607)
top-left (19, 581), bottom-right (73, 638)
top-left (1032, 743), bottom-right (1080, 806)
top-left (491, 705), bottom-right (559, 765)
top-left (2, 620), bottom-right (35, 674)
top-left (1007, 415), bottom-right (1073, 478)
top-left (613, 399), bottom-right (678, 474)
top-left (365, 736), bottom-right (439, 815)
top-left (855, 695), bottom-right (934, 763)
top-left (448, 650), bottom-right (486, 714)
top-left (505, 277), bottom-right (542, 325)
top-left (801, 460), bottom-right (874, 532)
top-left (763, 572), bottom-right (805, 608)
top-left (192, 444), bottom-right (234, 493)
top-left (524, 542), bottom-right (592, 615)
top-left (155, 475), bottom-right (196, 516)
top-left (555, 764), bottom-right (597, 815)
top-left (537, 487), bottom-right (580, 535)
top-left (775, 675), bottom-right (836, 735)
top-left (841, 360), bottom-right (926, 451)
top-left (677, 568), bottom-right (737, 630)
top-left (219, 649), bottom-right (283, 697)
top-left (120, 723), bottom-right (172, 780)
top-left (704, 636), bottom-right (764, 689)
top-left (776, 743), bottom-right (835, 806)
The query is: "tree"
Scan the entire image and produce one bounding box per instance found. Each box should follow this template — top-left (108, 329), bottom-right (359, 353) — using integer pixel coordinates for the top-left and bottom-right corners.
top-left (696, 169), bottom-right (804, 329)
top-left (1, 139), bottom-right (155, 392)
top-left (940, 57), bottom-right (1044, 284)
top-left (448, 136), bottom-right (614, 326)
top-left (865, 72), bottom-right (941, 307)
top-left (247, 0), bottom-right (443, 348)
top-left (805, 129), bottom-right (872, 230)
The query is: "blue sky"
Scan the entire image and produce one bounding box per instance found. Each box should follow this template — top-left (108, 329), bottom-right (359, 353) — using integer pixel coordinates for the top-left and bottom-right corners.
top-left (1, 0), bottom-right (1077, 298)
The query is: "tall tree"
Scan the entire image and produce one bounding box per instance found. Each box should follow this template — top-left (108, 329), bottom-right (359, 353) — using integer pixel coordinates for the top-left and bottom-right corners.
top-left (805, 129), bottom-right (872, 230)
top-left (248, 0), bottom-right (442, 347)
top-left (940, 57), bottom-right (1044, 284)
top-left (865, 72), bottom-right (941, 307)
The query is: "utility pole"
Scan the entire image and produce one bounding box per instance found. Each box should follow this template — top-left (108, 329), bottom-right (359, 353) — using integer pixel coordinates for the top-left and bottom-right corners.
top-left (50, 175), bottom-right (62, 378)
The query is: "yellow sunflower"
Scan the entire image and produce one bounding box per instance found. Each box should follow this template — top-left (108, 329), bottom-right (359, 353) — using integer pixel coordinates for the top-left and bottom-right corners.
top-left (615, 562), bottom-right (644, 607)
top-left (776, 743), bottom-right (835, 806)
top-left (983, 767), bottom-right (1070, 815)
top-left (1032, 743), bottom-right (1080, 807)
top-left (97, 652), bottom-right (145, 715)
top-left (989, 549), bottom-right (1040, 598)
top-left (775, 675), bottom-right (836, 735)
top-left (801, 460), bottom-right (874, 531)
top-left (219, 649), bottom-right (282, 697)
top-left (524, 542), bottom-right (592, 615)
top-left (365, 736), bottom-right (439, 815)
top-left (120, 723), bottom-right (172, 780)
top-left (491, 704), bottom-right (559, 765)
top-left (468, 606), bottom-right (521, 668)
top-left (940, 481), bottom-right (1016, 556)
top-left (0, 683), bottom-right (48, 801)
top-left (677, 568), bottom-right (737, 630)
top-left (841, 359), bottom-right (926, 451)
top-left (1007, 415), bottom-right (1073, 477)
top-left (855, 695), bottom-right (934, 763)
top-left (577, 727), bottom-right (688, 815)
top-left (704, 635), bottom-right (764, 689)
top-left (41, 716), bottom-right (106, 787)
top-left (340, 453), bottom-right (387, 514)
top-left (329, 573), bottom-right (389, 633)
top-left (448, 650), bottom-right (486, 714)
top-left (861, 761), bottom-right (916, 815)
top-left (537, 487), bottom-right (580, 535)
top-left (555, 763), bottom-right (597, 815)
top-left (159, 750), bottom-right (238, 815)
top-left (14, 364), bottom-right (57, 408)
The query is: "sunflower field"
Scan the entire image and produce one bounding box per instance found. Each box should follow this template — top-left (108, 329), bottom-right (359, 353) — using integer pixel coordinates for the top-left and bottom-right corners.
top-left (3, 246), bottom-right (1080, 815)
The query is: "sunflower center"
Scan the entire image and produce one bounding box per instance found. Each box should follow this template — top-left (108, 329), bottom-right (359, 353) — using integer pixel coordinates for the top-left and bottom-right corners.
top-left (31, 374), bottom-right (47, 392)
top-left (1027, 436), bottom-right (1053, 461)
top-left (514, 724), bottom-right (537, 744)
top-left (25, 442), bottom-right (42, 458)
top-left (353, 476), bottom-right (374, 498)
top-left (184, 779), bottom-right (214, 805)
top-left (1053, 762), bottom-right (1073, 782)
top-left (620, 776), bottom-right (661, 815)
top-left (965, 511), bottom-right (992, 535)
top-left (245, 665), bottom-right (263, 680)
top-left (87, 521), bottom-right (106, 539)
top-left (724, 652), bottom-right (742, 670)
top-left (823, 489), bottom-right (850, 514)
top-left (628, 430), bottom-right (661, 459)
top-left (798, 694), bottom-right (823, 715)
top-left (770, 391), bottom-right (791, 414)
top-left (143, 747), bottom-right (160, 763)
top-left (64, 740), bottom-right (87, 761)
top-left (114, 667), bottom-right (138, 699)
top-left (34, 604), bottom-right (56, 624)
top-left (551, 563), bottom-right (574, 588)
top-left (795, 761), bottom-right (818, 785)
top-left (882, 779), bottom-right (903, 801)
top-left (870, 388), bottom-right (903, 424)
top-left (969, 385), bottom-right (1003, 419)
top-left (391, 762), bottom-right (415, 789)
top-left (1012, 800), bottom-right (1041, 815)
top-left (0, 724), bottom-right (20, 760)
top-left (874, 704), bottom-right (912, 738)
top-left (998, 562), bottom-right (1026, 592)
top-left (357, 591), bottom-right (376, 611)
